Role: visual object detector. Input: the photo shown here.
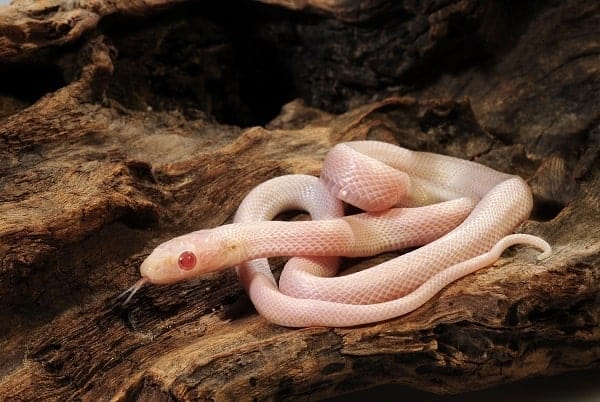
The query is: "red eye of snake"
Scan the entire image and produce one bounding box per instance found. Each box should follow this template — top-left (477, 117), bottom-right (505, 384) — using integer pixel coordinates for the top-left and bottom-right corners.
top-left (178, 251), bottom-right (197, 270)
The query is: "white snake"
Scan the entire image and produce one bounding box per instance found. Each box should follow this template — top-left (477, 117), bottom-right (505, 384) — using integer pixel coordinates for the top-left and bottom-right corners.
top-left (124, 141), bottom-right (551, 327)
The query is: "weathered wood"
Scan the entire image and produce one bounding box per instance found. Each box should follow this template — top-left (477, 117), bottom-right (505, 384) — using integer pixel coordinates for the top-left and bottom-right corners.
top-left (0, 0), bottom-right (598, 400)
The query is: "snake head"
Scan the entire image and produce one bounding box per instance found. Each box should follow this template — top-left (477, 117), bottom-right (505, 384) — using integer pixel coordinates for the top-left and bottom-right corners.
top-left (140, 229), bottom-right (229, 285)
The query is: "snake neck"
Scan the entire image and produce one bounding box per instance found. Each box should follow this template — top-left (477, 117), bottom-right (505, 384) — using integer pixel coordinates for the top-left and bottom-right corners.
top-left (214, 220), bottom-right (352, 264)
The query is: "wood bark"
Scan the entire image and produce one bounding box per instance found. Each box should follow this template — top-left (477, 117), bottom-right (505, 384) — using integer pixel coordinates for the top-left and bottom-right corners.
top-left (0, 0), bottom-right (598, 400)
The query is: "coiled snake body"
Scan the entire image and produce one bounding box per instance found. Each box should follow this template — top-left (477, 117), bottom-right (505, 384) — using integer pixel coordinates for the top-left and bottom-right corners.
top-left (127, 141), bottom-right (551, 327)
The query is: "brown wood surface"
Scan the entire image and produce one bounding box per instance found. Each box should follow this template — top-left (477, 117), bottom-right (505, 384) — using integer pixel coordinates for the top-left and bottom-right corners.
top-left (0, 0), bottom-right (598, 400)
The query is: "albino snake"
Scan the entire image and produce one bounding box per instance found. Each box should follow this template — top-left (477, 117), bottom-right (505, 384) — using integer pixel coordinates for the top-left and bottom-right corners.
top-left (123, 141), bottom-right (551, 327)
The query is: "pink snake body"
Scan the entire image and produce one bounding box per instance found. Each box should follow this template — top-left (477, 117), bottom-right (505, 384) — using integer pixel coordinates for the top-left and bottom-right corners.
top-left (134, 141), bottom-right (551, 327)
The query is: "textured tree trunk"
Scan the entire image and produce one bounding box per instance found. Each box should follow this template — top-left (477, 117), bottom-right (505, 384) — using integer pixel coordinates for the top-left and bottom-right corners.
top-left (0, 0), bottom-right (598, 400)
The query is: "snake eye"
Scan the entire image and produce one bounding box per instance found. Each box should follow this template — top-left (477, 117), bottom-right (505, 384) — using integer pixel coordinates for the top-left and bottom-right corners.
top-left (178, 251), bottom-right (197, 270)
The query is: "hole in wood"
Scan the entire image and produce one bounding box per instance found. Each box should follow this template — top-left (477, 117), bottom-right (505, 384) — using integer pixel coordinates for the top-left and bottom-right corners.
top-left (100, 2), bottom-right (297, 127)
top-left (0, 63), bottom-right (65, 118)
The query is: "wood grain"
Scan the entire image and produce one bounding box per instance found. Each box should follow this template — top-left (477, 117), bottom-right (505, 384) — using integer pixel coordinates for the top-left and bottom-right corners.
top-left (0, 0), bottom-right (598, 400)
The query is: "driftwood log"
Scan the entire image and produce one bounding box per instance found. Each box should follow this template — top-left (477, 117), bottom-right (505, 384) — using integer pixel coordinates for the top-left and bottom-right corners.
top-left (0, 0), bottom-right (598, 400)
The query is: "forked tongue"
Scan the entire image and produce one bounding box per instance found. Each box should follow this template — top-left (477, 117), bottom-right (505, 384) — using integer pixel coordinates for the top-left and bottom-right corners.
top-left (117, 277), bottom-right (148, 305)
